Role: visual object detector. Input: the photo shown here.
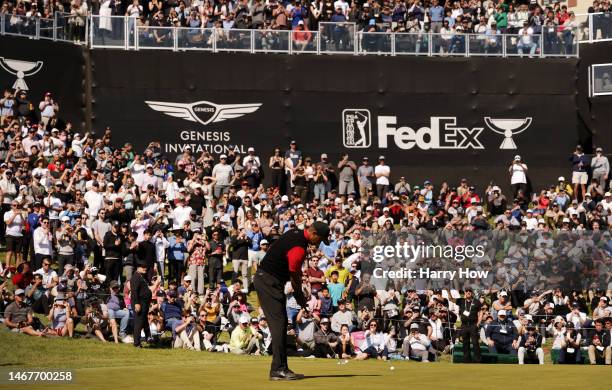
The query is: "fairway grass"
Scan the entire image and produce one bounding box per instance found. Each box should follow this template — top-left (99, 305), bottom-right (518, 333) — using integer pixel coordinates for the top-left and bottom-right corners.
top-left (1, 331), bottom-right (611, 390)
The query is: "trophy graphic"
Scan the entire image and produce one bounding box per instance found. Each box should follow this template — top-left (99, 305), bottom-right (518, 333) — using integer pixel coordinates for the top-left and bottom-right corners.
top-left (0, 57), bottom-right (44, 91)
top-left (484, 117), bottom-right (532, 150)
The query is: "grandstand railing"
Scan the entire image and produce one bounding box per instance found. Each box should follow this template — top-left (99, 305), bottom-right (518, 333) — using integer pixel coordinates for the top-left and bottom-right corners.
top-left (576, 12), bottom-right (612, 43)
top-left (0, 11), bottom-right (88, 44)
top-left (7, 12), bottom-right (612, 57)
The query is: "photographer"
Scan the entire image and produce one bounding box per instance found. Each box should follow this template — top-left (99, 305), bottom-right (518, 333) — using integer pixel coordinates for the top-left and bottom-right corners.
top-left (187, 232), bottom-right (207, 295)
top-left (84, 298), bottom-right (110, 342)
top-left (47, 294), bottom-right (74, 337)
top-left (508, 155), bottom-right (529, 199)
top-left (55, 216), bottom-right (76, 274)
top-left (3, 289), bottom-right (44, 336)
top-left (174, 310), bottom-right (201, 350)
top-left (401, 323), bottom-right (431, 362)
top-left (517, 321), bottom-right (544, 364)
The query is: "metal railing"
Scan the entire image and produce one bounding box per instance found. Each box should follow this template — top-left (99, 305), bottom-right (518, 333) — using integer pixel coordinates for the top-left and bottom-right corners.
top-left (4, 12), bottom-right (607, 57)
top-left (0, 11), bottom-right (87, 44)
top-left (576, 12), bottom-right (612, 43)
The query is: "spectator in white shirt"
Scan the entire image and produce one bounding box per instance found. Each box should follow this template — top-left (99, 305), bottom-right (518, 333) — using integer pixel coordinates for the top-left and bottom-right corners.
top-left (33, 217), bottom-right (53, 270)
top-left (84, 182), bottom-right (105, 222)
top-left (355, 320), bottom-right (389, 360)
top-left (212, 154), bottom-right (234, 198)
top-left (402, 323), bottom-right (431, 362)
top-left (509, 155), bottom-right (528, 199)
top-left (374, 155), bottom-right (390, 199)
top-left (171, 198), bottom-right (193, 230)
top-left (3, 200), bottom-right (25, 268)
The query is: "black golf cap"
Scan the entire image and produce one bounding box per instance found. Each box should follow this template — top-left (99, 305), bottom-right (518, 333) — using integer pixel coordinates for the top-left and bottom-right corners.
top-left (311, 221), bottom-right (330, 245)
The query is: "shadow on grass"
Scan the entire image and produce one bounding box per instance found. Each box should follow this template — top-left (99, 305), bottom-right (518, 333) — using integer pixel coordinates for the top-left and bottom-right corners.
top-left (302, 374), bottom-right (382, 379)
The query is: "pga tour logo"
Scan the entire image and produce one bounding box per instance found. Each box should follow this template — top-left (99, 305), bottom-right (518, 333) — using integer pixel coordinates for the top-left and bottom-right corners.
top-left (342, 109), bottom-right (532, 150)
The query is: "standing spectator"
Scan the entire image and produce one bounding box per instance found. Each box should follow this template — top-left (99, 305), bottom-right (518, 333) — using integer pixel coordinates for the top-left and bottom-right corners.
top-left (570, 145), bottom-right (589, 200)
top-left (243, 147), bottom-right (262, 188)
top-left (168, 233), bottom-right (187, 283)
top-left (374, 155), bottom-right (390, 199)
top-left (591, 147), bottom-right (609, 190)
top-left (32, 217), bottom-right (53, 270)
top-left (38, 92), bottom-right (59, 130)
top-left (337, 153), bottom-right (357, 197)
top-left (268, 148), bottom-right (285, 192)
top-left (0, 169), bottom-right (19, 246)
top-left (103, 221), bottom-right (123, 283)
top-left (212, 154), bottom-right (233, 198)
top-left (4, 200), bottom-right (25, 269)
top-left (284, 140), bottom-right (302, 193)
top-left (457, 288), bottom-right (482, 363)
top-left (508, 155), bottom-right (528, 198)
top-left (357, 157), bottom-right (374, 200)
top-left (187, 233), bottom-right (207, 296)
top-left (207, 229), bottom-right (225, 289)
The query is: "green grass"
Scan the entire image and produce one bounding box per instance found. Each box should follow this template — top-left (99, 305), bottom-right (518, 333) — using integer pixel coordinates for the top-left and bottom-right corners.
top-left (1, 331), bottom-right (611, 390)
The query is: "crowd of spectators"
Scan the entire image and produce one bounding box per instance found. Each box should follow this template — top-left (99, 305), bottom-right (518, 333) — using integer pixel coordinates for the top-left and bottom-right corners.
top-left (2, 1), bottom-right (610, 54)
top-left (0, 80), bottom-right (611, 365)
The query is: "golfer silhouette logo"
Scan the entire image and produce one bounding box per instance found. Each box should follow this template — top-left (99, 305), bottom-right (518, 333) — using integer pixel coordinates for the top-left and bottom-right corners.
top-left (484, 117), bottom-right (532, 150)
top-left (342, 109), bottom-right (371, 148)
top-left (0, 57), bottom-right (44, 91)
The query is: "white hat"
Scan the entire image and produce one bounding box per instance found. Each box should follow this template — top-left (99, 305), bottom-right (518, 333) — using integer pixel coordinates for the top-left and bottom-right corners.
top-left (366, 206), bottom-right (373, 211)
top-left (562, 217), bottom-right (570, 223)
top-left (60, 216), bottom-right (70, 222)
top-left (524, 314), bottom-right (533, 321)
top-left (247, 147), bottom-right (255, 152)
top-left (183, 275), bottom-right (192, 281)
top-left (514, 155), bottom-right (521, 161)
top-left (146, 164), bottom-right (153, 168)
top-left (383, 207), bottom-right (389, 211)
top-left (526, 209), bottom-right (533, 213)
top-left (558, 176), bottom-right (565, 181)
top-left (298, 20), bottom-right (304, 25)
top-left (497, 309), bottom-right (507, 316)
top-left (537, 218), bottom-right (545, 224)
top-left (321, 153), bottom-right (328, 159)
top-left (499, 291), bottom-right (508, 297)
top-left (281, 195), bottom-right (289, 202)
top-left (297, 204), bottom-right (305, 209)
top-left (260, 239), bottom-right (269, 245)
top-left (220, 154), bottom-right (227, 159)
top-left (605, 192), bottom-right (612, 197)
top-left (239, 315), bottom-right (250, 324)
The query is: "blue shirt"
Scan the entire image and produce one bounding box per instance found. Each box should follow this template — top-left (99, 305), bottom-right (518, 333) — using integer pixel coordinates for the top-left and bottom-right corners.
top-left (246, 231), bottom-right (263, 251)
top-left (168, 236), bottom-right (187, 261)
top-left (27, 213), bottom-right (40, 236)
top-left (430, 5), bottom-right (444, 22)
top-left (328, 282), bottom-right (345, 306)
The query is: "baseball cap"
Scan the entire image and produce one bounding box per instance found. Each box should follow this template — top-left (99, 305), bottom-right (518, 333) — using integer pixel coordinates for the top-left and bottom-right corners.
top-left (311, 221), bottom-right (330, 245)
top-left (605, 192), bottom-right (611, 197)
top-left (239, 315), bottom-right (250, 324)
top-left (247, 147), bottom-right (255, 152)
top-left (220, 154), bottom-right (227, 159)
top-left (15, 289), bottom-right (25, 296)
top-left (183, 275), bottom-right (192, 282)
top-left (514, 155), bottom-right (521, 161)
top-left (410, 323), bottom-right (419, 330)
top-left (281, 195), bottom-right (289, 202)
top-left (260, 239), bottom-right (269, 245)
top-left (378, 155), bottom-right (385, 160)
top-left (499, 291), bottom-right (508, 297)
top-left (558, 176), bottom-right (565, 181)
top-left (320, 317), bottom-right (330, 324)
top-left (60, 216), bottom-right (70, 222)
top-left (497, 309), bottom-right (507, 317)
top-left (321, 153), bottom-right (328, 159)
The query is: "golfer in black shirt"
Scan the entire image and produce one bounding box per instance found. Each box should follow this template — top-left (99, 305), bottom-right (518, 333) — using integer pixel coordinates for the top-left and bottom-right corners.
top-left (131, 259), bottom-right (152, 347)
top-left (254, 221), bottom-right (329, 381)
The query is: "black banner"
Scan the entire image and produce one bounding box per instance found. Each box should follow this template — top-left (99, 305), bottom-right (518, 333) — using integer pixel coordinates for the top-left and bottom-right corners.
top-left (90, 50), bottom-right (578, 192)
top-left (0, 36), bottom-right (84, 128)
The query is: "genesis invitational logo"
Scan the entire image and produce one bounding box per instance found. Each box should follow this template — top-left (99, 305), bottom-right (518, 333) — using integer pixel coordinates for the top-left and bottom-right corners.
top-left (0, 57), bottom-right (44, 90)
top-left (145, 100), bottom-right (262, 126)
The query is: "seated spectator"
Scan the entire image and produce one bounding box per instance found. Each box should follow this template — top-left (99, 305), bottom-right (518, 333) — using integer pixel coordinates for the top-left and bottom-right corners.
top-left (313, 317), bottom-right (339, 358)
top-left (356, 320), bottom-right (388, 361)
top-left (518, 321), bottom-right (544, 364)
top-left (174, 310), bottom-right (201, 351)
top-left (162, 289), bottom-right (183, 335)
top-left (485, 310), bottom-right (519, 355)
top-left (25, 273), bottom-right (51, 314)
top-left (337, 323), bottom-right (355, 359)
top-left (84, 299), bottom-right (110, 342)
top-left (559, 322), bottom-right (582, 364)
top-left (331, 299), bottom-right (356, 333)
top-left (47, 294), bottom-right (74, 337)
top-left (229, 314), bottom-right (264, 355)
top-left (587, 319), bottom-right (611, 365)
top-left (106, 280), bottom-right (130, 343)
top-left (401, 323), bottom-right (431, 362)
top-left (3, 289), bottom-right (44, 336)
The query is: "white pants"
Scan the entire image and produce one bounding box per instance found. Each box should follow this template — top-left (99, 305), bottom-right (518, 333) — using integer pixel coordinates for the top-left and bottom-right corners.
top-left (173, 328), bottom-right (201, 351)
top-left (518, 347), bottom-right (544, 364)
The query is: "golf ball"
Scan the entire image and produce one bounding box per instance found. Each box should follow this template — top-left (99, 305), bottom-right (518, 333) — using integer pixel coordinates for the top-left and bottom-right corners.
top-left (390, 366), bottom-right (395, 371)
top-left (343, 359), bottom-right (349, 364)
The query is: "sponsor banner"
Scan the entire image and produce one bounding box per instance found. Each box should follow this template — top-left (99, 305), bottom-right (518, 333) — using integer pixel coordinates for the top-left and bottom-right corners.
top-left (0, 36), bottom-right (84, 127)
top-left (90, 50), bottom-right (578, 191)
